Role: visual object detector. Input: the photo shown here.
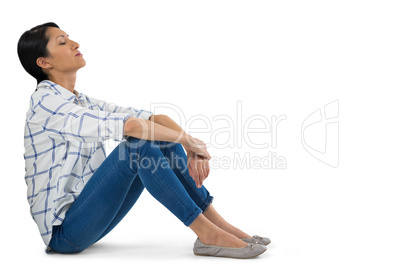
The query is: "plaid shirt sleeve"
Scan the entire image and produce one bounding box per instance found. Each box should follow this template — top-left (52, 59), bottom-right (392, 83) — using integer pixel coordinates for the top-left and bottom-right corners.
top-left (30, 90), bottom-right (133, 143)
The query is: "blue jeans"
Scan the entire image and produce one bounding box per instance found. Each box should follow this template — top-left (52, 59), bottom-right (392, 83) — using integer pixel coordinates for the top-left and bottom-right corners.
top-left (47, 137), bottom-right (213, 253)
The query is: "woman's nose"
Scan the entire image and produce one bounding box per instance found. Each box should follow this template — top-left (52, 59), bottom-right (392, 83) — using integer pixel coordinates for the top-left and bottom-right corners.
top-left (71, 40), bottom-right (79, 49)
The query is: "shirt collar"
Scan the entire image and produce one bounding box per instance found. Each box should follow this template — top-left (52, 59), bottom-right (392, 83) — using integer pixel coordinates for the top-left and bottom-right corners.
top-left (37, 80), bottom-right (82, 102)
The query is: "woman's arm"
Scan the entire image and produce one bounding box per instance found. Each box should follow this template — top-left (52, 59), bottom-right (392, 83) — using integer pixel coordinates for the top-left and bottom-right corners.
top-left (148, 115), bottom-right (191, 152)
top-left (124, 115), bottom-right (210, 159)
top-left (124, 115), bottom-right (186, 144)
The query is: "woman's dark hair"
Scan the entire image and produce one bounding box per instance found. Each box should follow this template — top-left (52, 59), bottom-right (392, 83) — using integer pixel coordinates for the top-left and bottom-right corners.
top-left (17, 22), bottom-right (59, 85)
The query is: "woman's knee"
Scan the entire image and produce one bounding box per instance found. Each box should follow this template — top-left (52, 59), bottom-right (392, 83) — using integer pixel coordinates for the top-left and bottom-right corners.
top-left (124, 138), bottom-right (165, 163)
top-left (167, 142), bottom-right (186, 157)
top-left (125, 137), bottom-right (184, 159)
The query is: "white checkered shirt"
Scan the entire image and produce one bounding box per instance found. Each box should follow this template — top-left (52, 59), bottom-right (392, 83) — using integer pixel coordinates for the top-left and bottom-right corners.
top-left (23, 80), bottom-right (152, 246)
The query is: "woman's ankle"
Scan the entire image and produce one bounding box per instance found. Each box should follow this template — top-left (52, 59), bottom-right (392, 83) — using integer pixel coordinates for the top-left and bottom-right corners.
top-left (203, 205), bottom-right (251, 240)
top-left (198, 229), bottom-right (222, 245)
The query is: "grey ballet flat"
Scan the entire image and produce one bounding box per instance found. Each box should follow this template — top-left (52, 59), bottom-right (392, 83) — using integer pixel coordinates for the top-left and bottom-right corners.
top-left (193, 238), bottom-right (267, 259)
top-left (241, 235), bottom-right (271, 246)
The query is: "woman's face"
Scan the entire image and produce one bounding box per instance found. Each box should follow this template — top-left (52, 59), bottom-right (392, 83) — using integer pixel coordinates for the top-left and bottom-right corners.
top-left (38, 27), bottom-right (86, 74)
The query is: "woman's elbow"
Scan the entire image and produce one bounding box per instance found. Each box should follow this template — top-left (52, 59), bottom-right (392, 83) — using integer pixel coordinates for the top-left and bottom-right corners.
top-left (124, 117), bottom-right (142, 136)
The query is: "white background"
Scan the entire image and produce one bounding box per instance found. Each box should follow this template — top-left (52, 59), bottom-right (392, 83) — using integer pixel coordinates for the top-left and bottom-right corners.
top-left (1, 0), bottom-right (401, 267)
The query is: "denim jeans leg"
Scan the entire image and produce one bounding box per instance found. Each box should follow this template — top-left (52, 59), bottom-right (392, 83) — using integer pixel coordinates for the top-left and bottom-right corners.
top-left (49, 137), bottom-right (203, 253)
top-left (93, 173), bottom-right (144, 244)
top-left (154, 140), bottom-right (214, 212)
top-left (125, 137), bottom-right (202, 226)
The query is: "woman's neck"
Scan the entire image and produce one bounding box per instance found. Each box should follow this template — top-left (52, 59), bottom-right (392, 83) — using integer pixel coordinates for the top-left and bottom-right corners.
top-left (48, 72), bottom-right (78, 96)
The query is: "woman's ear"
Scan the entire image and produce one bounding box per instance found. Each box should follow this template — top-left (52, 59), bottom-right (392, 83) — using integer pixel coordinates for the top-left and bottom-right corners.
top-left (36, 57), bottom-right (52, 70)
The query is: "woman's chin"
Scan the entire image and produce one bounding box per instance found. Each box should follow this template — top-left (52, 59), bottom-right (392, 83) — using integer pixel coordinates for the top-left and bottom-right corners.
top-left (78, 60), bottom-right (87, 69)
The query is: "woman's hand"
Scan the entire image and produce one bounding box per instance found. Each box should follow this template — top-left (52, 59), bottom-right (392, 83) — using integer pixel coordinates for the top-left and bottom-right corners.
top-left (186, 150), bottom-right (210, 188)
top-left (182, 134), bottom-right (211, 188)
top-left (183, 134), bottom-right (211, 160)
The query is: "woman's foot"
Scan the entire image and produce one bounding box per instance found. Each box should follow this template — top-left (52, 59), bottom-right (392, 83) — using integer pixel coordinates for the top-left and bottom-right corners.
top-left (189, 214), bottom-right (248, 248)
top-left (200, 229), bottom-right (248, 248)
top-left (203, 205), bottom-right (252, 240)
top-left (220, 224), bottom-right (252, 240)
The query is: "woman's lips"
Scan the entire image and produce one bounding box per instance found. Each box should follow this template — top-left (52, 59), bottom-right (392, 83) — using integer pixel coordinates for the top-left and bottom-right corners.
top-left (75, 52), bottom-right (83, 57)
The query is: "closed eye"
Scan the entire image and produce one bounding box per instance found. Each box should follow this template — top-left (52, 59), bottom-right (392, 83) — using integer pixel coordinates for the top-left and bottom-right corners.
top-left (56, 34), bottom-right (69, 45)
